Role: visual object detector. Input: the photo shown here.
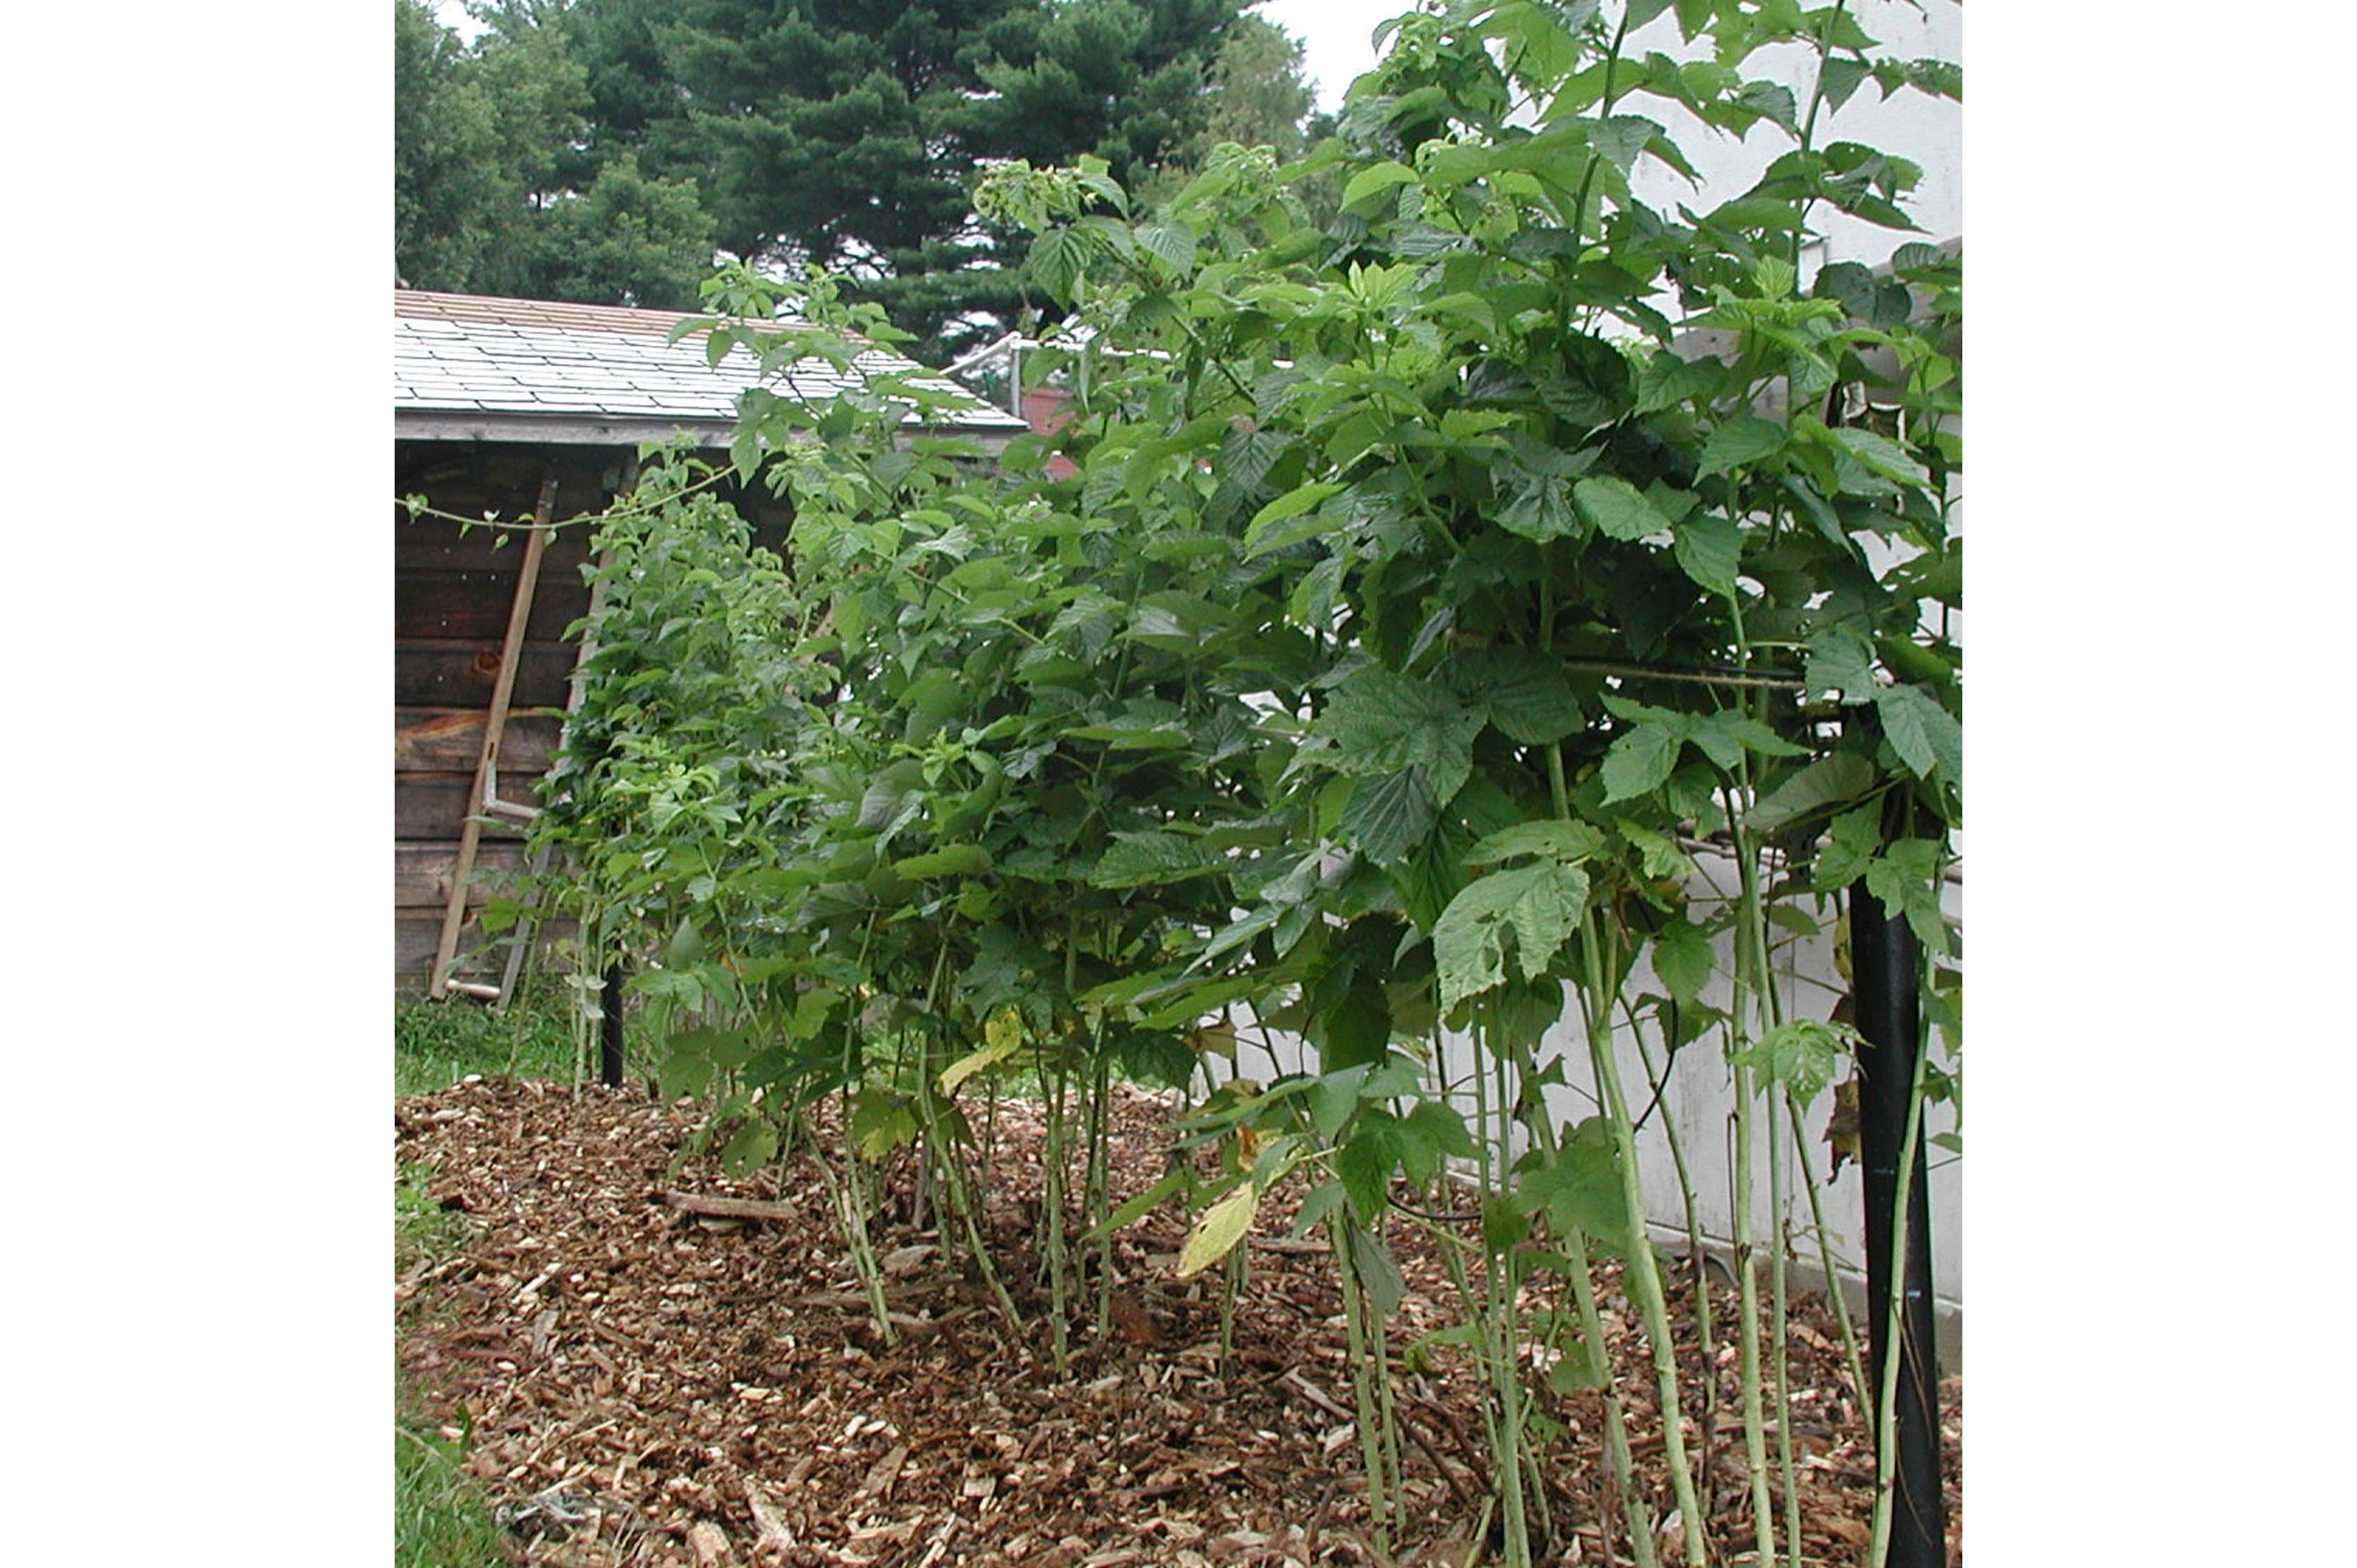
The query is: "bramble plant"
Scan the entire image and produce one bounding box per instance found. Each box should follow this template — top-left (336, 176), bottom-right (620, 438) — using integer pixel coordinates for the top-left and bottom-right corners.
top-left (506, 3), bottom-right (1960, 1561)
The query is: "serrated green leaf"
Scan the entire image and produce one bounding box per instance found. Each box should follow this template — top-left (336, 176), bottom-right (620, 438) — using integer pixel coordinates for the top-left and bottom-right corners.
top-left (1134, 220), bottom-right (1198, 273)
top-left (1875, 683), bottom-right (1962, 785)
top-left (1804, 627), bottom-right (1881, 703)
top-left (1574, 476), bottom-right (1668, 541)
top-left (1600, 722), bottom-right (1683, 802)
top-left (1815, 807), bottom-right (1881, 891)
top-left (1435, 862), bottom-right (1590, 1011)
top-left (1649, 918), bottom-right (1714, 1004)
top-left (1698, 416), bottom-right (1788, 478)
top-left (891, 844), bottom-right (993, 879)
top-left (1244, 482), bottom-right (1346, 555)
top-left (721, 1117), bottom-right (781, 1175)
top-left (1819, 55), bottom-right (1871, 112)
top-left (1748, 752), bottom-right (1878, 836)
top-left (1524, 1117), bottom-right (1630, 1252)
top-left (1673, 512), bottom-right (1741, 595)
top-left (657, 1049), bottom-right (715, 1102)
top-left (1736, 1019), bottom-right (1851, 1107)
top-left (1826, 425), bottom-right (1930, 487)
top-left (1589, 115), bottom-right (1656, 176)
top-left (1343, 766), bottom-right (1440, 867)
top-left (1341, 161), bottom-right (1421, 210)
top-left (1466, 819), bottom-right (1603, 866)
top-left (1617, 819), bottom-right (1696, 879)
top-left (1094, 831), bottom-right (1217, 889)
top-left (1315, 668), bottom-right (1486, 785)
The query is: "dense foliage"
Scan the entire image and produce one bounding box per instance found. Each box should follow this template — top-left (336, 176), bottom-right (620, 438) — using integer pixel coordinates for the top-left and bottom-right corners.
top-left (501, 3), bottom-right (1962, 1561)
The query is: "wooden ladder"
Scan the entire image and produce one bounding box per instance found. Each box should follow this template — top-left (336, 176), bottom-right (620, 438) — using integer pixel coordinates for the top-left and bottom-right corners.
top-left (429, 474), bottom-right (560, 1002)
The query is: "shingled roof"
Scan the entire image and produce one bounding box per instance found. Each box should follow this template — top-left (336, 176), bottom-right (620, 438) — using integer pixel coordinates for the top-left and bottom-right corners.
top-left (394, 289), bottom-right (1025, 446)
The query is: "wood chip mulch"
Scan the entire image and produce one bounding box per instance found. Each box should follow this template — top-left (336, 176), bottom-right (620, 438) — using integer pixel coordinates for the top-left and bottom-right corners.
top-left (396, 1077), bottom-right (1962, 1567)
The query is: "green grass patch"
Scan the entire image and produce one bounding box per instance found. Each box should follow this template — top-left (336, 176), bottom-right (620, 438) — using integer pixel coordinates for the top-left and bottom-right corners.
top-left (396, 1372), bottom-right (505, 1568)
top-left (395, 975), bottom-right (585, 1096)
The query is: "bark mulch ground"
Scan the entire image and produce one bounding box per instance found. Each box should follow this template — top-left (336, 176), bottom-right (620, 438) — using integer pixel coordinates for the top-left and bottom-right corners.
top-left (395, 1077), bottom-right (1961, 1567)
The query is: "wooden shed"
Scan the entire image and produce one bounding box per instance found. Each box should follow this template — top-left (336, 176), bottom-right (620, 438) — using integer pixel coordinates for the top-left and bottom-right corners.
top-left (394, 289), bottom-right (1025, 994)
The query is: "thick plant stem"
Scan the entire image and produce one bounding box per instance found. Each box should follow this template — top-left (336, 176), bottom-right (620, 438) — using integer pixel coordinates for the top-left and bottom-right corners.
top-left (1040, 1064), bottom-right (1071, 1371)
top-left (1085, 1042), bottom-right (1116, 1336)
top-left (809, 1131), bottom-right (895, 1347)
top-left (1864, 987), bottom-right (1939, 1568)
top-left (1333, 1217), bottom-right (1396, 1549)
top-left (1558, 1220), bottom-right (1661, 1568)
top-left (1725, 843), bottom-right (1779, 1568)
top-left (1626, 998), bottom-right (1719, 1509)
top-left (1577, 915), bottom-right (1706, 1568)
top-left (1766, 1089), bottom-right (1804, 1567)
top-left (1734, 819), bottom-right (1805, 1567)
top-left (1466, 1021), bottom-right (1532, 1568)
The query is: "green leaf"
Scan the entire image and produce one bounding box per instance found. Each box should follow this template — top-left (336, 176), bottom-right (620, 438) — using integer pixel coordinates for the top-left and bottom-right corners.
top-left (1244, 482), bottom-right (1345, 555)
top-left (1698, 416), bottom-right (1788, 478)
top-left (890, 844), bottom-right (993, 879)
top-left (1735, 1019), bottom-right (1851, 1108)
top-left (1589, 115), bottom-right (1656, 176)
top-left (1875, 683), bottom-right (1962, 785)
top-left (1804, 627), bottom-right (1880, 703)
top-left (721, 1117), bottom-right (780, 1176)
top-left (1818, 56), bottom-right (1871, 113)
top-left (1574, 476), bottom-right (1668, 541)
top-left (850, 1090), bottom-right (919, 1162)
top-left (1815, 807), bottom-right (1881, 891)
top-left (1747, 752), bottom-right (1878, 836)
top-left (1447, 645), bottom-right (1583, 744)
top-left (1315, 668), bottom-right (1486, 789)
top-left (1435, 862), bottom-right (1591, 1011)
top-left (1341, 161), bottom-right (1421, 210)
top-left (938, 1022), bottom-right (1024, 1097)
top-left (1864, 839), bottom-right (1951, 955)
top-left (1134, 220), bottom-right (1198, 273)
top-left (656, 1048), bottom-right (715, 1102)
top-left (1093, 831), bottom-right (1217, 889)
top-left (1497, 470), bottom-right (1581, 542)
top-left (1177, 1183), bottom-right (1259, 1277)
top-left (1600, 722), bottom-right (1683, 803)
top-left (1342, 766), bottom-right (1440, 867)
top-left (1825, 425), bottom-right (1931, 487)
top-left (1466, 819), bottom-right (1603, 866)
top-left (1649, 918), bottom-right (1714, 1004)
top-left (1672, 512), bottom-right (1741, 595)
top-left (1616, 819), bottom-right (1696, 879)
top-left (1523, 1117), bottom-right (1631, 1252)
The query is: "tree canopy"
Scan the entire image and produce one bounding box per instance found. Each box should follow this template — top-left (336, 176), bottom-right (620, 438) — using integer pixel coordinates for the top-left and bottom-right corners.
top-left (393, 0), bottom-right (715, 308)
top-left (394, 0), bottom-right (1323, 357)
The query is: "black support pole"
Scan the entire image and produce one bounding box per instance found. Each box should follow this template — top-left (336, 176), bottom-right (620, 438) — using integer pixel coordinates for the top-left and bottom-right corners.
top-left (1849, 882), bottom-right (1945, 1567)
top-left (599, 962), bottom-right (627, 1089)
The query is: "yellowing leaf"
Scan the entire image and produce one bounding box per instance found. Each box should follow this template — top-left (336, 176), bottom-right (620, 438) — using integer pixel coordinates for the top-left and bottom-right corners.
top-left (1176, 1183), bottom-right (1259, 1277)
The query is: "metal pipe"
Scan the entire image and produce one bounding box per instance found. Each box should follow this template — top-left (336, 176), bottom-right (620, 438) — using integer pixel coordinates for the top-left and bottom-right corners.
top-left (600, 962), bottom-right (626, 1090)
top-left (1850, 880), bottom-right (1946, 1568)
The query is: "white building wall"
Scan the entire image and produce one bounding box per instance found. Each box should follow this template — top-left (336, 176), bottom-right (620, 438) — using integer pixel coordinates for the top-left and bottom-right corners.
top-left (1623, 0), bottom-right (1963, 278)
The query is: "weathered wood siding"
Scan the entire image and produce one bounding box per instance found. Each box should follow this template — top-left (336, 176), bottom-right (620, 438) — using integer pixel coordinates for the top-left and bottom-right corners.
top-left (393, 439), bottom-right (794, 992)
top-left (393, 441), bottom-right (611, 991)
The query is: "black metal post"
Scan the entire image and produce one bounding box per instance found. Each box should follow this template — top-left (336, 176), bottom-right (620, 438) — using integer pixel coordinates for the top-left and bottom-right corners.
top-left (1849, 882), bottom-right (1945, 1567)
top-left (599, 962), bottom-right (626, 1089)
